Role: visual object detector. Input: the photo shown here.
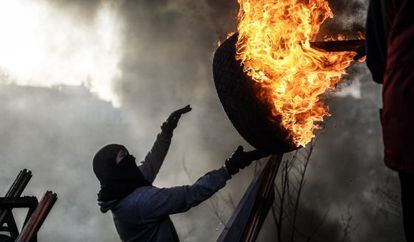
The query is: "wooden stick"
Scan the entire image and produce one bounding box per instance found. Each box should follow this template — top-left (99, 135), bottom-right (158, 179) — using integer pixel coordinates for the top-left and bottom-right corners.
top-left (217, 154), bottom-right (283, 242)
top-left (16, 191), bottom-right (57, 242)
top-left (310, 39), bottom-right (365, 52)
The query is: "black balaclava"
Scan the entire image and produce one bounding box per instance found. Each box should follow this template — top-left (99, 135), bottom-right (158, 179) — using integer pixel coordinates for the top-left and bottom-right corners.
top-left (93, 144), bottom-right (150, 202)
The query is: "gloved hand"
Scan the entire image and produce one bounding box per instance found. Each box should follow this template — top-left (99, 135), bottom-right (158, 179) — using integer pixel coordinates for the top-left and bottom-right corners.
top-left (161, 105), bottom-right (192, 135)
top-left (225, 146), bottom-right (269, 176)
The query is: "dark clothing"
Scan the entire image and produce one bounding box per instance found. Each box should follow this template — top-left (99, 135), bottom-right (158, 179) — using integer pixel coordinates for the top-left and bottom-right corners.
top-left (367, 1), bottom-right (414, 240)
top-left (97, 154), bottom-right (150, 202)
top-left (100, 167), bottom-right (230, 242)
top-left (366, 0), bottom-right (414, 173)
top-left (366, 0), bottom-right (389, 84)
top-left (93, 144), bottom-right (150, 202)
top-left (399, 172), bottom-right (414, 241)
top-left (93, 144), bottom-right (126, 183)
top-left (137, 132), bottom-right (173, 184)
top-left (98, 129), bottom-right (231, 241)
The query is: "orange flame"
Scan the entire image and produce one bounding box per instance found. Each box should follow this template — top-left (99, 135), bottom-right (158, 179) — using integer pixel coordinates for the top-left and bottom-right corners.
top-left (235, 0), bottom-right (355, 147)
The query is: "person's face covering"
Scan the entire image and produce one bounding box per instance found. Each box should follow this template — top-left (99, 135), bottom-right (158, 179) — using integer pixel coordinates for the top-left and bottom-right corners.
top-left (93, 144), bottom-right (149, 201)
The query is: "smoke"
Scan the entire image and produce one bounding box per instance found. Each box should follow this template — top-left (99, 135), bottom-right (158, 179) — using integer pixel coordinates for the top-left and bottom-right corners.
top-left (0, 0), bottom-right (405, 241)
top-left (318, 0), bottom-right (368, 39)
top-left (0, 1), bottom-right (123, 106)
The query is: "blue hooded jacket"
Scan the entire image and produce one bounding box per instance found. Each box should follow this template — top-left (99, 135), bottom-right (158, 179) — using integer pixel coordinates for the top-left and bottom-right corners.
top-left (98, 131), bottom-right (230, 242)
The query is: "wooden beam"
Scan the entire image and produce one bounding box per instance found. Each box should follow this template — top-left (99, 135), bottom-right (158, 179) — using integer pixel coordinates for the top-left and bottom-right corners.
top-left (16, 191), bottom-right (57, 242)
top-left (310, 39), bottom-right (365, 52)
top-left (217, 154), bottom-right (283, 242)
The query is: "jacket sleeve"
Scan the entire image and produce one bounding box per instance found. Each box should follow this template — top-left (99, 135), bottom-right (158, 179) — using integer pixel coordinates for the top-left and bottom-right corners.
top-left (138, 131), bottom-right (172, 184)
top-left (137, 167), bottom-right (231, 219)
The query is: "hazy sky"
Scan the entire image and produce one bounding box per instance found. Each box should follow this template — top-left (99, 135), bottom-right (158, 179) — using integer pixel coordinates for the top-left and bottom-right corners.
top-left (0, 1), bottom-right (404, 241)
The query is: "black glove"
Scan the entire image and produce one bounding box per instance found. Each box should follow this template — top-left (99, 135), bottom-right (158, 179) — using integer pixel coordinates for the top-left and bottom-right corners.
top-left (225, 146), bottom-right (269, 176)
top-left (161, 105), bottom-right (192, 135)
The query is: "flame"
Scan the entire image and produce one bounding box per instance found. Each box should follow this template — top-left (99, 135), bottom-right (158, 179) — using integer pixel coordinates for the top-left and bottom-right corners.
top-left (235, 0), bottom-right (355, 147)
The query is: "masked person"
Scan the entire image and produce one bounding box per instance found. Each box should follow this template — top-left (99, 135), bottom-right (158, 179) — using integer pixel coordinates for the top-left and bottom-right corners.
top-left (93, 105), bottom-right (267, 242)
top-left (366, 1), bottom-right (414, 241)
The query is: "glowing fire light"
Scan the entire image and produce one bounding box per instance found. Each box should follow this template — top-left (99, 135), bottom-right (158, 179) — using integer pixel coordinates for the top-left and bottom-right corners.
top-left (235, 0), bottom-right (356, 147)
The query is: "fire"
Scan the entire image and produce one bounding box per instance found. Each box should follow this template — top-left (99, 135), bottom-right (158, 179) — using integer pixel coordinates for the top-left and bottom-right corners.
top-left (235, 0), bottom-right (355, 147)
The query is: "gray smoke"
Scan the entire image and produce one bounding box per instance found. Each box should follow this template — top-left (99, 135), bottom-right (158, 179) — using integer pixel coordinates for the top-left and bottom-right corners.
top-left (0, 0), bottom-right (404, 241)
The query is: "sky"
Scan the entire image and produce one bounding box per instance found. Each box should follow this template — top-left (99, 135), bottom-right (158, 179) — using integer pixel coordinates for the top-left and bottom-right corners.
top-left (0, 0), bottom-right (405, 241)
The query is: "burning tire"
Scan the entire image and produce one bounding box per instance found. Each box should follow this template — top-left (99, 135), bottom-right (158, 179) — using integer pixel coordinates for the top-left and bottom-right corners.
top-left (213, 33), bottom-right (299, 154)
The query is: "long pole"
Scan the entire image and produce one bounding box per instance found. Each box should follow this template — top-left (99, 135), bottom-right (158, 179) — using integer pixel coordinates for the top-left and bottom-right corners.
top-left (217, 154), bottom-right (283, 242)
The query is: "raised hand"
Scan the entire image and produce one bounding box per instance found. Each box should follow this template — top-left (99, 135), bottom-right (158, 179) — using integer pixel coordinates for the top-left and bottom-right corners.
top-left (161, 105), bottom-right (192, 134)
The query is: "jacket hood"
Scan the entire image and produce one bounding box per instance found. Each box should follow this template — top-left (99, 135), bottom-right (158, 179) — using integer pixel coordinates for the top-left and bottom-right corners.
top-left (93, 144), bottom-right (150, 202)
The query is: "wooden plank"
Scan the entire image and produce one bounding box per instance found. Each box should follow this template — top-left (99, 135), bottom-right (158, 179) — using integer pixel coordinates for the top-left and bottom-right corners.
top-left (217, 154), bottom-right (283, 242)
top-left (310, 39), bottom-right (365, 52)
top-left (16, 191), bottom-right (57, 242)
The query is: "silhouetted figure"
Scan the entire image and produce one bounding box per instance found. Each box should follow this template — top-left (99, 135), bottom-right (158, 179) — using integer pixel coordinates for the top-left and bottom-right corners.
top-left (93, 105), bottom-right (265, 242)
top-left (366, 1), bottom-right (414, 241)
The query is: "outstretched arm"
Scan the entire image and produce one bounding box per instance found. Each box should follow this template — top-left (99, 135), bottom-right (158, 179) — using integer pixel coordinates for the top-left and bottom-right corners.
top-left (135, 146), bottom-right (269, 220)
top-left (138, 105), bottom-right (192, 183)
top-left (139, 166), bottom-right (231, 219)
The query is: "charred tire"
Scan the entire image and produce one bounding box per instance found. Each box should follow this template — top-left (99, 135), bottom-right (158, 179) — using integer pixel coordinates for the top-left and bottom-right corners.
top-left (213, 33), bottom-right (298, 154)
